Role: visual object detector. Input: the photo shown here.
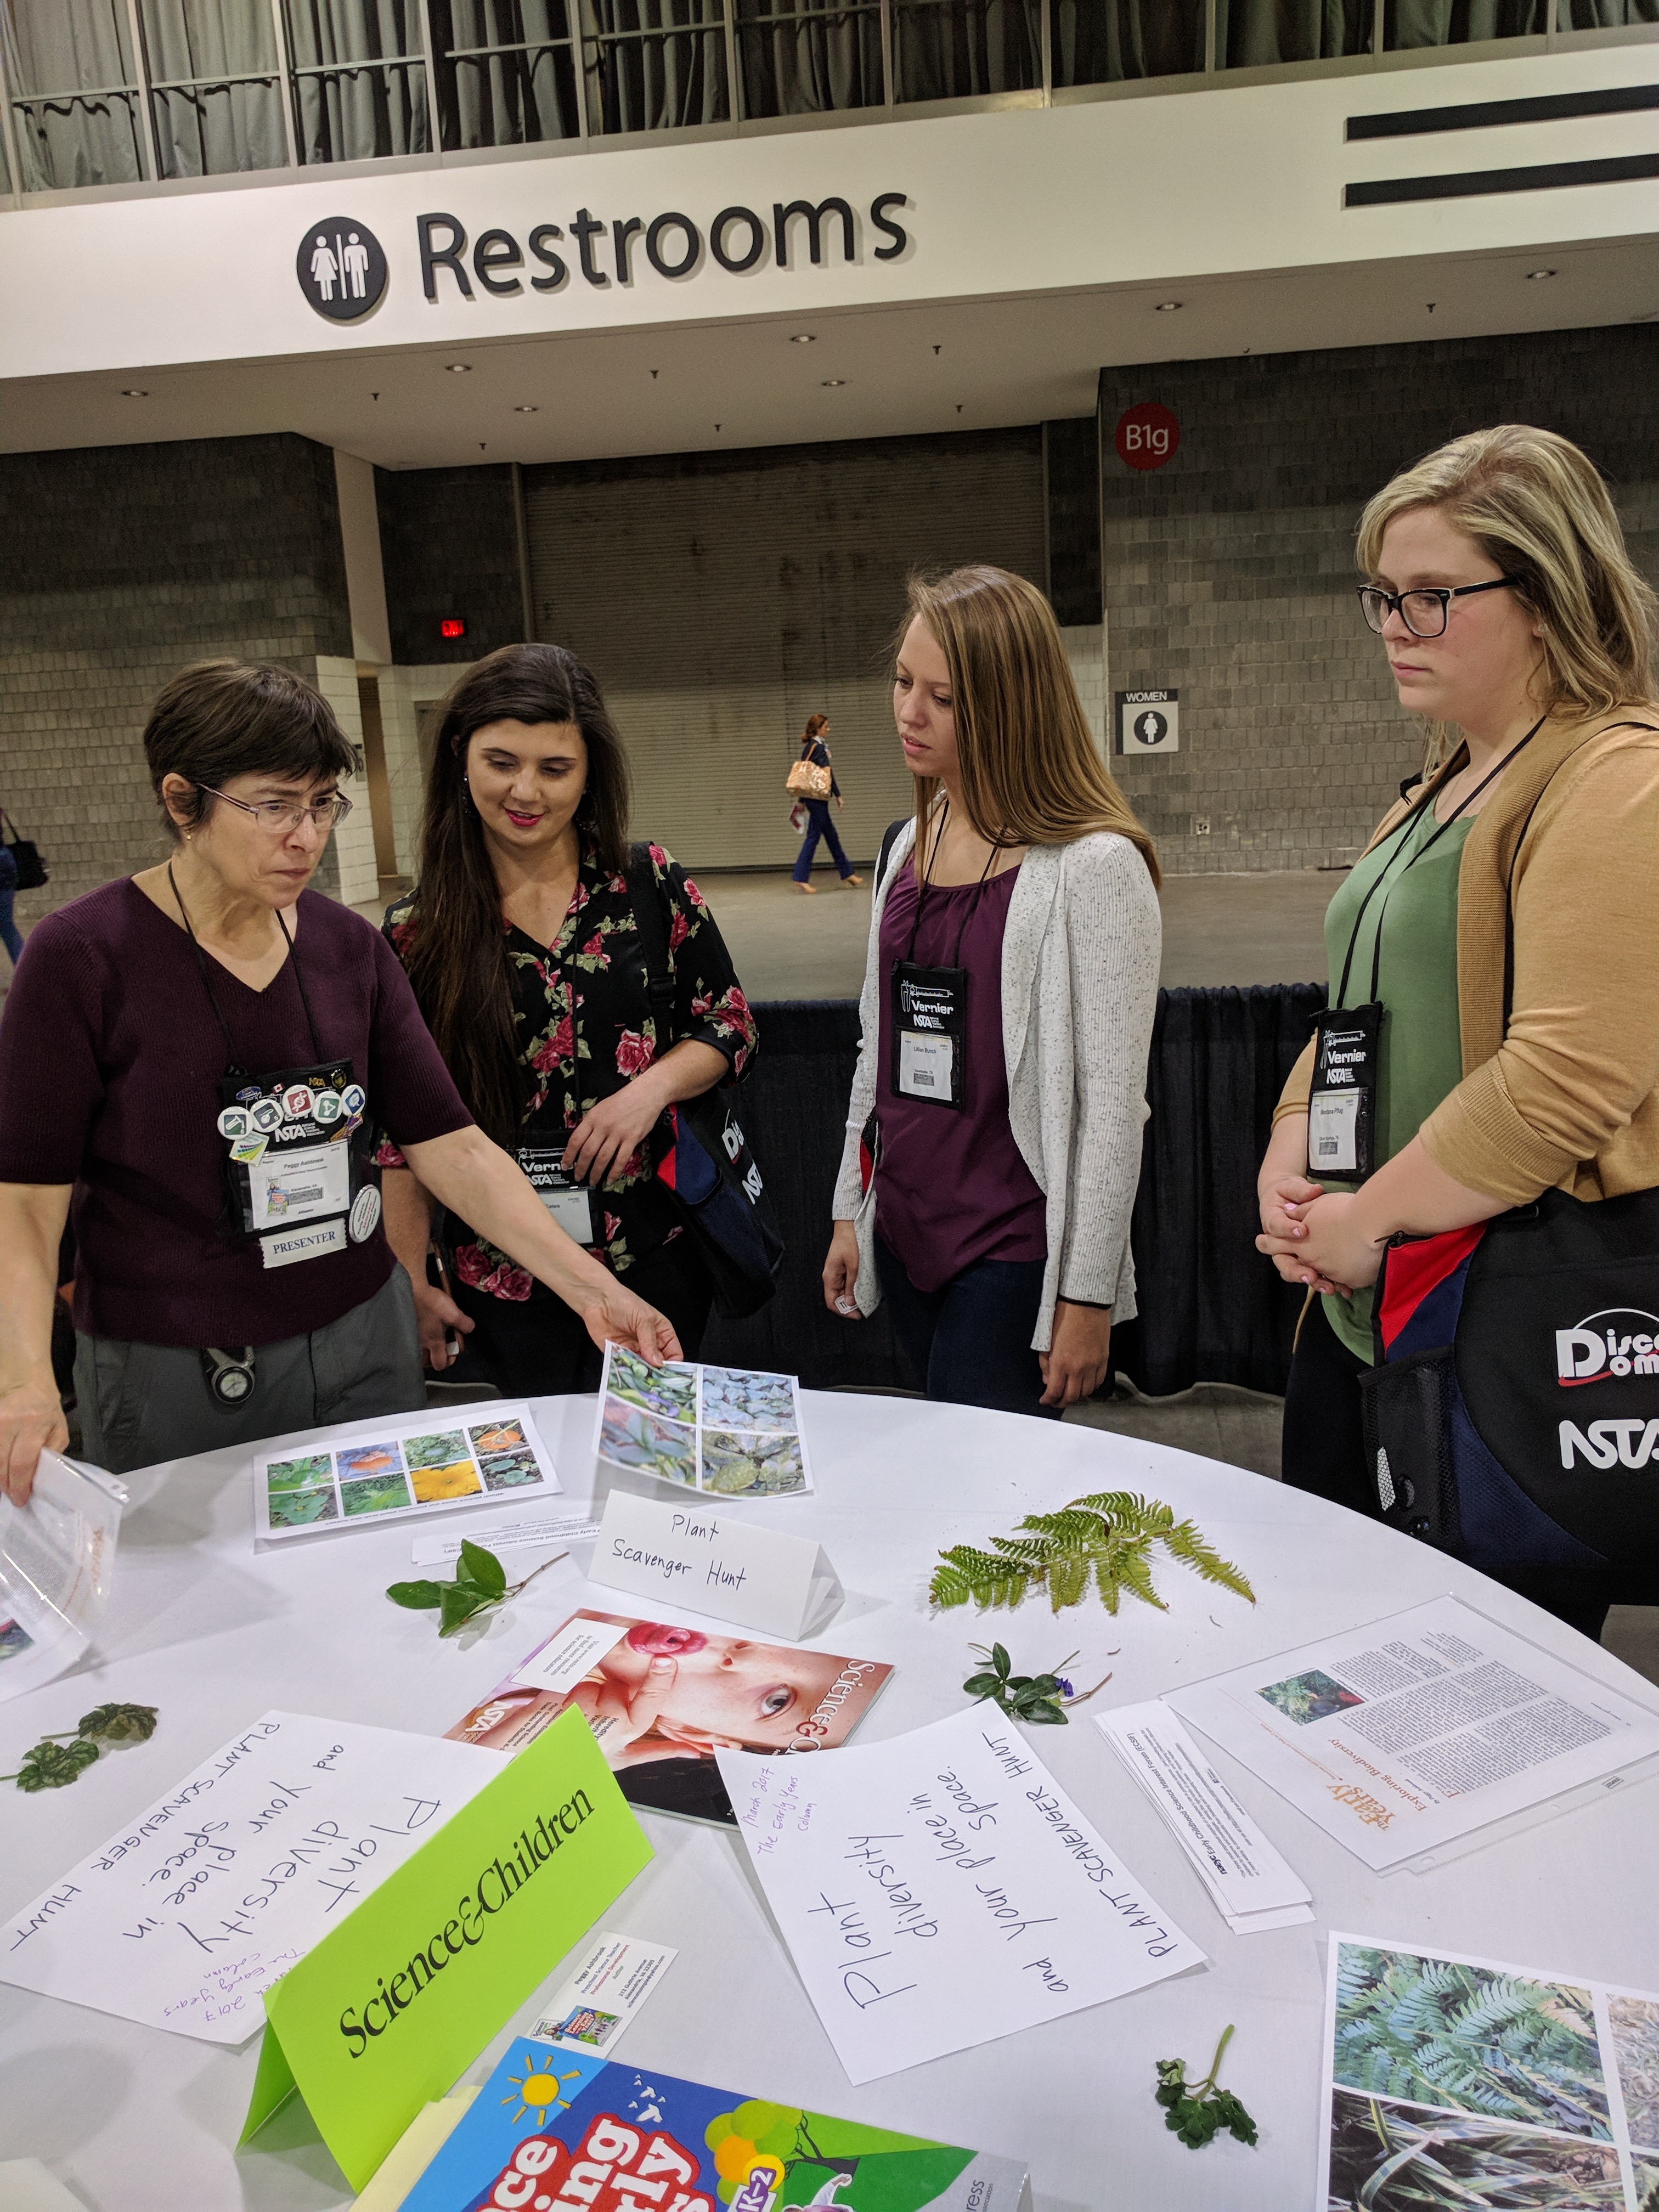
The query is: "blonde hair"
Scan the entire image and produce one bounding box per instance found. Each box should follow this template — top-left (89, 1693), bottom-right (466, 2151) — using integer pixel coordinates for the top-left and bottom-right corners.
top-left (899, 565), bottom-right (1159, 888)
top-left (1356, 425), bottom-right (1658, 768)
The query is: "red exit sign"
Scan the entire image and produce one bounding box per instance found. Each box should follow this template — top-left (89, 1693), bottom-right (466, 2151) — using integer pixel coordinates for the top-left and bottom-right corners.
top-left (439, 616), bottom-right (467, 640)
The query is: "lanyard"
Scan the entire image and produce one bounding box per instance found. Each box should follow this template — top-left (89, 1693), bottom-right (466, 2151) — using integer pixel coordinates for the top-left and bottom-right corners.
top-left (1334, 716), bottom-right (1546, 1011)
top-left (903, 802), bottom-right (1001, 969)
top-left (168, 863), bottom-right (324, 1076)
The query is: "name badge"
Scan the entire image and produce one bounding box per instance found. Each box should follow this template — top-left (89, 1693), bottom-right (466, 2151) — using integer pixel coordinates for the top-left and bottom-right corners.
top-left (1308, 1003), bottom-right (1383, 1180)
top-left (518, 1147), bottom-right (595, 1244)
top-left (890, 958), bottom-right (967, 1110)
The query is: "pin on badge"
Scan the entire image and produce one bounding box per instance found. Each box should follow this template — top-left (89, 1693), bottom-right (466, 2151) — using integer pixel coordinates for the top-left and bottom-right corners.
top-left (217, 1107), bottom-right (250, 1139)
top-left (230, 1136), bottom-right (269, 1165)
top-left (235, 1085), bottom-right (261, 1105)
top-left (282, 1085), bottom-right (315, 1121)
top-left (312, 1089), bottom-right (343, 1124)
top-left (250, 1098), bottom-right (283, 1134)
top-left (348, 1186), bottom-right (382, 1243)
top-left (341, 1083), bottom-right (366, 1115)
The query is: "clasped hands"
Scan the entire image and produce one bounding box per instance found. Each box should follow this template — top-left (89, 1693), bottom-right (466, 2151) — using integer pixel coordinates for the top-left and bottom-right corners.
top-left (1255, 1173), bottom-right (1385, 1296)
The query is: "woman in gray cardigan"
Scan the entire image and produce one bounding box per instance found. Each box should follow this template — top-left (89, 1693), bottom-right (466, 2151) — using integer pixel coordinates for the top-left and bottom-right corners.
top-left (822, 565), bottom-right (1161, 1417)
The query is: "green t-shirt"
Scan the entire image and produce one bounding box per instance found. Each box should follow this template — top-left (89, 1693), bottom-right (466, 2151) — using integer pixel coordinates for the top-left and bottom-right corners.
top-left (1317, 801), bottom-right (1471, 1361)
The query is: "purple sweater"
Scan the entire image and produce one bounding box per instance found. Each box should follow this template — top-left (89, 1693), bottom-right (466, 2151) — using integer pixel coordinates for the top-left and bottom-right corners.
top-left (0, 881), bottom-right (471, 1346)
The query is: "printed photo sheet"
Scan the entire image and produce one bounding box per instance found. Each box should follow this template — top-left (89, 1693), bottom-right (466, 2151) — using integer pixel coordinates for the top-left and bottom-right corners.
top-left (446, 1608), bottom-right (891, 1828)
top-left (592, 1345), bottom-right (811, 1498)
top-left (1319, 1932), bottom-right (1659, 2212)
top-left (0, 1712), bottom-right (503, 2044)
top-left (255, 1400), bottom-right (560, 1539)
top-left (1166, 1596), bottom-right (1659, 1871)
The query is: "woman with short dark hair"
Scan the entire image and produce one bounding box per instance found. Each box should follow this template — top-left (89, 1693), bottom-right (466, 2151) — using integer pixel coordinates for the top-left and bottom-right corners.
top-left (380, 642), bottom-right (757, 1396)
top-left (791, 712), bottom-right (862, 894)
top-left (0, 658), bottom-right (680, 1498)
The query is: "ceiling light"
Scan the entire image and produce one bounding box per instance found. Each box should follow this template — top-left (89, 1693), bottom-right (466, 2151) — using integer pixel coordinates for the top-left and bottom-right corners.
top-left (821, 378), bottom-right (846, 388)
top-left (446, 362), bottom-right (472, 373)
top-left (792, 332), bottom-right (817, 344)
top-left (514, 404), bottom-right (539, 413)
top-left (1527, 268), bottom-right (1556, 281)
top-left (120, 387), bottom-right (149, 397)
top-left (1154, 301), bottom-right (1182, 313)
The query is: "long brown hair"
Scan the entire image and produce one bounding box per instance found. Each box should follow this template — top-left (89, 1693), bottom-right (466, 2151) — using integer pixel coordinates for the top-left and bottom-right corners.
top-left (802, 712), bottom-right (829, 740)
top-left (899, 566), bottom-right (1159, 887)
top-left (402, 642), bottom-right (632, 1147)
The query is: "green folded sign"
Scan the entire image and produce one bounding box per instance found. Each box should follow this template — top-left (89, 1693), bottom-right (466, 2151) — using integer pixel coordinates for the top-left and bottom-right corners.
top-left (239, 1708), bottom-right (652, 2190)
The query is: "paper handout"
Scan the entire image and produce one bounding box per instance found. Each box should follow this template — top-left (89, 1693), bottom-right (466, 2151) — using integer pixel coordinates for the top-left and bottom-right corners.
top-left (718, 1702), bottom-right (1204, 2085)
top-left (0, 1451), bottom-right (123, 1701)
top-left (254, 1399), bottom-right (560, 1539)
top-left (529, 1928), bottom-right (676, 2053)
top-left (1166, 1595), bottom-right (1659, 1871)
top-left (594, 1343), bottom-right (812, 1496)
top-left (1318, 1932), bottom-right (1659, 2211)
top-left (448, 1607), bottom-right (891, 1829)
top-left (0, 1711), bottom-right (501, 2043)
top-left (590, 1485), bottom-right (844, 1639)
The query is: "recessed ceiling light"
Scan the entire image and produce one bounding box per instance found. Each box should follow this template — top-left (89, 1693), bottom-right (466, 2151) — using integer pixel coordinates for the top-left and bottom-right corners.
top-left (1527, 268), bottom-right (1556, 280)
top-left (514, 404), bottom-right (539, 413)
top-left (1155, 301), bottom-right (1182, 313)
top-left (821, 378), bottom-right (846, 388)
top-left (446, 362), bottom-right (472, 373)
top-left (120, 387), bottom-right (149, 397)
top-left (792, 332), bottom-right (817, 344)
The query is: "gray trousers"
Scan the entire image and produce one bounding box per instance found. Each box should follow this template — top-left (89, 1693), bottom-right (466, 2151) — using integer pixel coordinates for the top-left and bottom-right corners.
top-left (74, 1266), bottom-right (426, 1476)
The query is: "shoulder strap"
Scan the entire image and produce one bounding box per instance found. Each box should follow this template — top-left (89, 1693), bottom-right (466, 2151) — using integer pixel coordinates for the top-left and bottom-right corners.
top-left (876, 816), bottom-right (910, 891)
top-left (626, 841), bottom-right (678, 1042)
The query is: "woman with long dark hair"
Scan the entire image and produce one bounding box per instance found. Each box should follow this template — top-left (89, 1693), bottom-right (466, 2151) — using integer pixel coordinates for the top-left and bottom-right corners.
top-left (380, 643), bottom-right (757, 1394)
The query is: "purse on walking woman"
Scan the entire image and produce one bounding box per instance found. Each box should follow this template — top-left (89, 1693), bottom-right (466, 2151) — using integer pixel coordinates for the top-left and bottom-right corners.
top-left (625, 846), bottom-right (785, 1318)
top-left (1, 810), bottom-right (48, 891)
top-left (785, 754), bottom-right (833, 801)
top-left (1358, 732), bottom-right (1659, 1583)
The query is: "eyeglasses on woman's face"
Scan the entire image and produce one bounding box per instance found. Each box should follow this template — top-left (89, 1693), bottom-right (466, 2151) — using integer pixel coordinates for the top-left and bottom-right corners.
top-left (199, 785), bottom-right (352, 833)
top-left (1357, 575), bottom-right (1522, 640)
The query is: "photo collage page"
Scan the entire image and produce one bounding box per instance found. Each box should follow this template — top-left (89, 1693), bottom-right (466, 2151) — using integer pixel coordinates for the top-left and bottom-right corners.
top-left (594, 1345), bottom-right (811, 1497)
top-left (1322, 1935), bottom-right (1659, 2211)
top-left (258, 1404), bottom-right (555, 1538)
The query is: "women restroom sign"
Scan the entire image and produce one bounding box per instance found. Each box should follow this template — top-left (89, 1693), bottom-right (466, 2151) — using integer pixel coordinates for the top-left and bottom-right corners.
top-left (1114, 402), bottom-right (1180, 470)
top-left (1116, 690), bottom-right (1180, 754)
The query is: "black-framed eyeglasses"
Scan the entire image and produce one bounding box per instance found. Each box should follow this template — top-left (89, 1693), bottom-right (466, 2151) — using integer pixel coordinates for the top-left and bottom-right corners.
top-left (1357, 575), bottom-right (1522, 640)
top-left (198, 785), bottom-right (352, 833)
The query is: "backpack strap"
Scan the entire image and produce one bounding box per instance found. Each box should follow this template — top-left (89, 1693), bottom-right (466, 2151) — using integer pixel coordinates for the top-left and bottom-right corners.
top-left (626, 842), bottom-right (678, 1042)
top-left (876, 815), bottom-right (910, 892)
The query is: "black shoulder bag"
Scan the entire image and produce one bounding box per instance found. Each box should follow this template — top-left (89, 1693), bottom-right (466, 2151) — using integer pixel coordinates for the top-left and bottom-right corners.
top-left (1, 809), bottom-right (48, 892)
top-left (625, 844), bottom-right (784, 1318)
top-left (1359, 726), bottom-right (1659, 1588)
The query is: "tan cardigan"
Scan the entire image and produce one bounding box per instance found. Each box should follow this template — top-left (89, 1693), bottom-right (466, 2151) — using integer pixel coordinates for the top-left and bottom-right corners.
top-left (1275, 713), bottom-right (1659, 1206)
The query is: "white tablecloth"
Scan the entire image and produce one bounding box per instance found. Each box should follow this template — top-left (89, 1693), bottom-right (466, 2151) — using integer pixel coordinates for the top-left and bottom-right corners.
top-left (1, 1390), bottom-right (1655, 2210)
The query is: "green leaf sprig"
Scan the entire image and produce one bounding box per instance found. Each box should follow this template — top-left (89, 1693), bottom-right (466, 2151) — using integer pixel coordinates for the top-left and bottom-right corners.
top-left (1155, 2025), bottom-right (1259, 2151)
top-left (962, 1643), bottom-right (1113, 1726)
top-left (2, 1702), bottom-right (160, 1793)
top-left (931, 1489), bottom-right (1254, 1618)
top-left (386, 1539), bottom-right (563, 1639)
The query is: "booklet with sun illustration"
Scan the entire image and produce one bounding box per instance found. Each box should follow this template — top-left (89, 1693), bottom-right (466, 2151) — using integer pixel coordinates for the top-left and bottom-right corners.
top-left (400, 2042), bottom-right (1032, 2211)
top-left (444, 1609), bottom-right (892, 1830)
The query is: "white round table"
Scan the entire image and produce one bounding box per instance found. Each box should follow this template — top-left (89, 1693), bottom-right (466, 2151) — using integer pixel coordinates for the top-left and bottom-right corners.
top-left (2, 1389), bottom-right (1655, 2210)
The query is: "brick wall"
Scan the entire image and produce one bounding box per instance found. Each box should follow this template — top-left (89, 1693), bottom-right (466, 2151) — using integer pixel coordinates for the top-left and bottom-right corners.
top-left (1090, 326), bottom-right (1659, 874)
top-left (0, 433), bottom-right (354, 917)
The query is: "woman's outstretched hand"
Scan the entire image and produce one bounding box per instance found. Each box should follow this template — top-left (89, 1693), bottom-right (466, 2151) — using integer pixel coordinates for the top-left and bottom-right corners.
top-left (822, 1221), bottom-right (862, 1319)
top-left (580, 1284), bottom-right (682, 1365)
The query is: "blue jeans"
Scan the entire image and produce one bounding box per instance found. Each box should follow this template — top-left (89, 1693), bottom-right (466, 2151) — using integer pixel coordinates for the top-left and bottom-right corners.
top-left (0, 843), bottom-right (20, 966)
top-left (876, 1234), bottom-right (1059, 1419)
top-left (792, 800), bottom-right (853, 882)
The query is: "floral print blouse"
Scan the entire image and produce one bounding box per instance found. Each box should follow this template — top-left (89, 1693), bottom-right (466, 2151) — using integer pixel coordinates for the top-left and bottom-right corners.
top-left (380, 842), bottom-right (756, 1300)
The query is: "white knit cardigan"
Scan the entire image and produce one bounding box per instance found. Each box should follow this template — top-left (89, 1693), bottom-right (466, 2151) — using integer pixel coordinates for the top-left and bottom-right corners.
top-left (831, 813), bottom-right (1163, 1351)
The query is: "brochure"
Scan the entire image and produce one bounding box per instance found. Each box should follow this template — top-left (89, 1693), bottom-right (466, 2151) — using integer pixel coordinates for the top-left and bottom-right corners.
top-left (594, 1344), bottom-right (812, 1497)
top-left (402, 2044), bottom-right (1032, 2211)
top-left (1319, 1932), bottom-right (1659, 2211)
top-left (253, 1400), bottom-right (561, 1540)
top-left (1166, 1595), bottom-right (1659, 1871)
top-left (446, 1607), bottom-right (891, 1828)
top-left (0, 1451), bottom-right (124, 1701)
top-left (529, 1931), bottom-right (676, 2055)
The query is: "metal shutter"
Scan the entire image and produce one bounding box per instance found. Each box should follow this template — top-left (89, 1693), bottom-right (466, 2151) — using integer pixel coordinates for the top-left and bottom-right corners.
top-left (521, 429), bottom-right (1043, 870)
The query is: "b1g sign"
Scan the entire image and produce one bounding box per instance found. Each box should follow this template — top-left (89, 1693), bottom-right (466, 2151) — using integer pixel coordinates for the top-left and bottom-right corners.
top-left (1115, 402), bottom-right (1180, 471)
top-left (1116, 690), bottom-right (1180, 754)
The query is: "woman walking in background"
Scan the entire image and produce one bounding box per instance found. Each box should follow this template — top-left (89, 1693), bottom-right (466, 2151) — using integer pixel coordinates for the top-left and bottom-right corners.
top-left (790, 712), bottom-right (862, 894)
top-left (821, 565), bottom-right (1161, 1417)
top-left (0, 811), bottom-right (24, 967)
top-left (381, 642), bottom-right (758, 1396)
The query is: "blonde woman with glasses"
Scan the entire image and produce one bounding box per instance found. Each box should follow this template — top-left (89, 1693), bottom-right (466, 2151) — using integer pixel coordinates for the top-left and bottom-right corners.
top-left (822, 565), bottom-right (1161, 1417)
top-left (1257, 425), bottom-right (1659, 1638)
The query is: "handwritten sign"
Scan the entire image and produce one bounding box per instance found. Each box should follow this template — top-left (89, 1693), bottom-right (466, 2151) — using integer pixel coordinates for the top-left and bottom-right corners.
top-left (716, 1703), bottom-right (1204, 2085)
top-left (0, 1712), bottom-right (501, 2044)
top-left (590, 1487), bottom-right (843, 1640)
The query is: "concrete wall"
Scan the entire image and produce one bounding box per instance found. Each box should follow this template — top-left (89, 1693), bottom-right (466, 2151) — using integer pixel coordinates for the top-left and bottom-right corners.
top-left (0, 433), bottom-right (356, 918)
top-left (1090, 324), bottom-right (1659, 876)
top-left (376, 464), bottom-right (523, 669)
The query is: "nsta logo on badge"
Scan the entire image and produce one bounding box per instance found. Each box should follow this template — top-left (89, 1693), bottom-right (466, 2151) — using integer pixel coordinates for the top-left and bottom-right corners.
top-left (1555, 1310), bottom-right (1659, 1384)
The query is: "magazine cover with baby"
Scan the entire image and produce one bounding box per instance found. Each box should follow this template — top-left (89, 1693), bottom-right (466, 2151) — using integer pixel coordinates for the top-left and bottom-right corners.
top-left (446, 1610), bottom-right (893, 1826)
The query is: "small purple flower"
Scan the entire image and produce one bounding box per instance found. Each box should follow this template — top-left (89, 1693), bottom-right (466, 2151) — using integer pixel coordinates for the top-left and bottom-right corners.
top-left (1056, 1677), bottom-right (1075, 1700)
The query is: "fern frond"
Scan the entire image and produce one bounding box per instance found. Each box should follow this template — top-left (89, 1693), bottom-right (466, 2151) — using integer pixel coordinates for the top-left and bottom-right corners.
top-left (1111, 1542), bottom-right (1167, 1612)
top-left (1164, 1520), bottom-right (1257, 1604)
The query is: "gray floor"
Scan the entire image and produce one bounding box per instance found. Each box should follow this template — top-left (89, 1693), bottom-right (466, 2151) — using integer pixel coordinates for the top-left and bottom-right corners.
top-left (1064, 1382), bottom-right (1659, 1687)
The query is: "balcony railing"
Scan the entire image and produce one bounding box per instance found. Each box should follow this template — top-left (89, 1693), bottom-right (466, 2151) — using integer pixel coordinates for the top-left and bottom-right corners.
top-left (0, 0), bottom-right (1652, 196)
